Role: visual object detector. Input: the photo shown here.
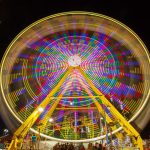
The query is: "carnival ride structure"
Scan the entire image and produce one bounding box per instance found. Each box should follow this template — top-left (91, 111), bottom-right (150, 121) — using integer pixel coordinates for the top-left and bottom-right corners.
top-left (0, 12), bottom-right (150, 149)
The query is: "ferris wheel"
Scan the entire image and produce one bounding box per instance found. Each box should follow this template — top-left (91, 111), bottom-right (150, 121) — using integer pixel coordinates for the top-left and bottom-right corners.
top-left (0, 12), bottom-right (150, 149)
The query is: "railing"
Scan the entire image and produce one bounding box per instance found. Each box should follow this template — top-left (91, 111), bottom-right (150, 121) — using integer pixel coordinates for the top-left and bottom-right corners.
top-left (0, 142), bottom-right (10, 150)
top-left (105, 146), bottom-right (140, 150)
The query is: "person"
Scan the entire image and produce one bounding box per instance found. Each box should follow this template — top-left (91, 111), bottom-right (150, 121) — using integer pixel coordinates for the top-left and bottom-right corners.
top-left (78, 143), bottom-right (85, 150)
top-left (93, 143), bottom-right (98, 150)
top-left (31, 134), bottom-right (37, 149)
top-left (53, 143), bottom-right (59, 150)
top-left (37, 133), bottom-right (41, 149)
top-left (98, 143), bottom-right (103, 150)
top-left (87, 143), bottom-right (93, 150)
top-left (24, 133), bottom-right (30, 149)
top-left (102, 143), bottom-right (106, 150)
top-left (81, 126), bottom-right (87, 139)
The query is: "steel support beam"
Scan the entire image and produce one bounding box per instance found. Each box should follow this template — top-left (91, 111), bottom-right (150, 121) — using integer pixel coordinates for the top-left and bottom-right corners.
top-left (78, 67), bottom-right (143, 150)
top-left (49, 96), bottom-right (102, 99)
top-left (8, 67), bottom-right (73, 150)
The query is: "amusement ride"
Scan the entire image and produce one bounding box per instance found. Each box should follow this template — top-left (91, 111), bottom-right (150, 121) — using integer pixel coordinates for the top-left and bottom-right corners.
top-left (0, 12), bottom-right (150, 149)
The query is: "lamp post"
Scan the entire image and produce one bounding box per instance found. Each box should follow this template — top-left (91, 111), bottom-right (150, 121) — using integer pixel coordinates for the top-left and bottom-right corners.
top-left (36, 107), bottom-right (44, 150)
top-left (103, 107), bottom-right (109, 145)
top-left (49, 118), bottom-right (54, 137)
top-left (103, 106), bottom-right (113, 146)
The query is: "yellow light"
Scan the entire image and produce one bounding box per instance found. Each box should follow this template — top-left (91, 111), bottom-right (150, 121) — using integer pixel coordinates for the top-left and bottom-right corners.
top-left (34, 111), bottom-right (38, 115)
top-left (38, 107), bottom-right (44, 112)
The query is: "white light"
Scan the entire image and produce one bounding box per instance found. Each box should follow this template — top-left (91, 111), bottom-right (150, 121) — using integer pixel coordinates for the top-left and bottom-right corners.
top-left (107, 106), bottom-right (111, 110)
top-left (68, 55), bottom-right (81, 67)
top-left (49, 118), bottom-right (54, 123)
top-left (120, 104), bottom-right (124, 110)
top-left (70, 102), bottom-right (73, 105)
top-left (38, 107), bottom-right (44, 112)
top-left (100, 117), bottom-right (104, 120)
top-left (4, 129), bottom-right (8, 132)
top-left (3, 129), bottom-right (9, 135)
top-left (4, 129), bottom-right (8, 133)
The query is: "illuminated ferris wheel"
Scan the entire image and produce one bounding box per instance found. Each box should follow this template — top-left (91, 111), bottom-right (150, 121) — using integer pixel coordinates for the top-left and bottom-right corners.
top-left (0, 12), bottom-right (150, 149)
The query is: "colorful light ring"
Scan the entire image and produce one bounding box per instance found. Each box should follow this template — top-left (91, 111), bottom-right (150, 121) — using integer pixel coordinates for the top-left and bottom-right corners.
top-left (0, 12), bottom-right (150, 141)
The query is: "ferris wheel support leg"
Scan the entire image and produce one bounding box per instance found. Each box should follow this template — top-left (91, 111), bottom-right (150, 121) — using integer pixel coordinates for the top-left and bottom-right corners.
top-left (78, 67), bottom-right (143, 150)
top-left (77, 71), bottom-right (124, 140)
top-left (7, 139), bottom-right (16, 150)
top-left (8, 67), bottom-right (73, 150)
top-left (137, 135), bottom-right (143, 150)
top-left (38, 94), bottom-right (64, 132)
top-left (38, 69), bottom-right (74, 132)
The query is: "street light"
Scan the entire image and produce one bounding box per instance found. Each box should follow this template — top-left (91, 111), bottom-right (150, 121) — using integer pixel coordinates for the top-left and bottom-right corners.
top-left (3, 129), bottom-right (9, 136)
top-left (100, 117), bottom-right (104, 120)
top-left (49, 118), bottom-right (54, 136)
top-left (49, 118), bottom-right (54, 123)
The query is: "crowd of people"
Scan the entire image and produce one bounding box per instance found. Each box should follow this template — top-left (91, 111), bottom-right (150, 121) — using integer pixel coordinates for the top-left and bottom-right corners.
top-left (53, 142), bottom-right (106, 150)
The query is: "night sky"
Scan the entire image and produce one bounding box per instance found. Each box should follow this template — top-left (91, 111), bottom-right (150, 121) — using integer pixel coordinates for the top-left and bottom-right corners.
top-left (0, 0), bottom-right (149, 138)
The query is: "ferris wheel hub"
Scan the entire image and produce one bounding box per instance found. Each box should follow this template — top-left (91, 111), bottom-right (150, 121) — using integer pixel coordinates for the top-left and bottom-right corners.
top-left (68, 55), bottom-right (81, 67)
